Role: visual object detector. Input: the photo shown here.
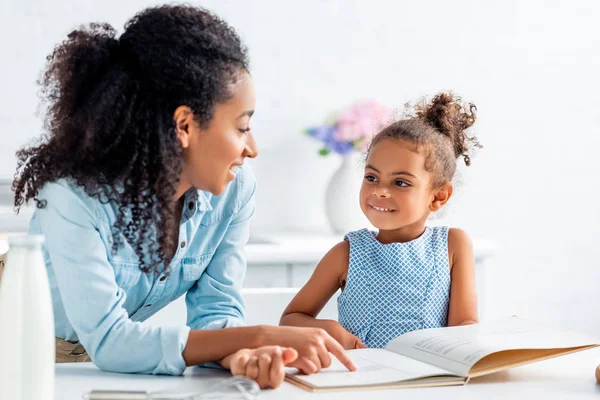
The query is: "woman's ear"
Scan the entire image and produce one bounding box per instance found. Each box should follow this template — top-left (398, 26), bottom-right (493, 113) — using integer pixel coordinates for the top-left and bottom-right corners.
top-left (430, 182), bottom-right (453, 212)
top-left (173, 105), bottom-right (194, 149)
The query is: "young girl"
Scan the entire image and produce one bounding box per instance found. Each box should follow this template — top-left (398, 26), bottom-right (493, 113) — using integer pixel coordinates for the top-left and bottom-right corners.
top-left (281, 92), bottom-right (481, 351)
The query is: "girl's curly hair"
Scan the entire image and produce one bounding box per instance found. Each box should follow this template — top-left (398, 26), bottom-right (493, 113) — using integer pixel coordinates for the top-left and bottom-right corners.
top-left (12, 5), bottom-right (249, 273)
top-left (369, 92), bottom-right (482, 188)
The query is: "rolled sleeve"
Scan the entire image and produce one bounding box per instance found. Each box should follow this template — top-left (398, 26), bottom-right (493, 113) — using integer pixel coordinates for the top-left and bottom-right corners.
top-left (185, 166), bottom-right (256, 330)
top-left (36, 182), bottom-right (189, 375)
top-left (155, 325), bottom-right (191, 375)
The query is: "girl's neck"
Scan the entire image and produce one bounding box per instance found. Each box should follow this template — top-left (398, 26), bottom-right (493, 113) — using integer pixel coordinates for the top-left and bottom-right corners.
top-left (376, 219), bottom-right (428, 244)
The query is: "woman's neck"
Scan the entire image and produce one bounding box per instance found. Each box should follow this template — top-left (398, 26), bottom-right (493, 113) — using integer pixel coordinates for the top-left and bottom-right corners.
top-left (173, 181), bottom-right (192, 201)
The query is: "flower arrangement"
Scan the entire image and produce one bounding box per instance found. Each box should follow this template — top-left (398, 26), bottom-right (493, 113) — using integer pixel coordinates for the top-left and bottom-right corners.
top-left (305, 100), bottom-right (393, 156)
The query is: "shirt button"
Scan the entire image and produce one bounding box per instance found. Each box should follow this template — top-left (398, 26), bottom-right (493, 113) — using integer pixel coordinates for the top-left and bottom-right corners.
top-left (145, 304), bottom-right (152, 308)
top-left (159, 276), bottom-right (166, 282)
top-left (188, 202), bottom-right (194, 210)
top-left (180, 241), bottom-right (186, 248)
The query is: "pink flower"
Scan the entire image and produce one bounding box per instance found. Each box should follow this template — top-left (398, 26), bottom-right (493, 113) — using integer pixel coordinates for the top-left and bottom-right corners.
top-left (335, 100), bottom-right (393, 144)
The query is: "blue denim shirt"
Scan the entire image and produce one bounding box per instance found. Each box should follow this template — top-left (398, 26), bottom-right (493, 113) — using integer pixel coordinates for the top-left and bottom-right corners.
top-left (29, 164), bottom-right (255, 375)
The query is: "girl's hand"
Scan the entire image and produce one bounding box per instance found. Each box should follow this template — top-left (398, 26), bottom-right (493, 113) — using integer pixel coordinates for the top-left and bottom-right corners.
top-left (221, 346), bottom-right (298, 389)
top-left (321, 320), bottom-right (367, 350)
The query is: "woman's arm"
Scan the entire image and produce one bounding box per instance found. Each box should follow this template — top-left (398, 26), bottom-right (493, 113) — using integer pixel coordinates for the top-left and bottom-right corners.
top-left (184, 166), bottom-right (256, 332)
top-left (280, 241), bottom-right (365, 349)
top-left (183, 167), bottom-right (356, 373)
top-left (182, 232), bottom-right (357, 372)
top-left (38, 179), bottom-right (355, 376)
top-left (182, 324), bottom-right (356, 373)
top-left (447, 228), bottom-right (479, 326)
top-left (35, 181), bottom-right (190, 375)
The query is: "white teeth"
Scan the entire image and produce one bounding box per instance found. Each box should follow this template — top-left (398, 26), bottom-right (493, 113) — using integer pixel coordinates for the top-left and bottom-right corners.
top-left (371, 205), bottom-right (393, 212)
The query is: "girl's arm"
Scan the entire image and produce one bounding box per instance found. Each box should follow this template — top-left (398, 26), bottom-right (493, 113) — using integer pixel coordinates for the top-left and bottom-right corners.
top-left (447, 228), bottom-right (479, 326)
top-left (280, 241), bottom-right (365, 349)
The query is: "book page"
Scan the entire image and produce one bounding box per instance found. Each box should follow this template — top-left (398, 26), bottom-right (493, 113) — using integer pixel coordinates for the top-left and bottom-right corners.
top-left (285, 348), bottom-right (457, 389)
top-left (384, 317), bottom-right (598, 376)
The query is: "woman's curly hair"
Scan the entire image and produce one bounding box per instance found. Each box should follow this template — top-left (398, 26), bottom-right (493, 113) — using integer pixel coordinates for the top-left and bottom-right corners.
top-left (12, 5), bottom-right (249, 273)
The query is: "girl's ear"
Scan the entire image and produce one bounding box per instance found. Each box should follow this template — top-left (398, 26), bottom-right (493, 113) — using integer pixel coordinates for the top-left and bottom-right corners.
top-left (430, 182), bottom-right (453, 212)
top-left (173, 105), bottom-right (194, 149)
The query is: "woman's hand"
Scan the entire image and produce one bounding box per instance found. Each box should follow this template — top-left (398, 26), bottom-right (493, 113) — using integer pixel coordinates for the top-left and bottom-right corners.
top-left (221, 346), bottom-right (298, 389)
top-left (320, 320), bottom-right (367, 350)
top-left (262, 326), bottom-right (358, 375)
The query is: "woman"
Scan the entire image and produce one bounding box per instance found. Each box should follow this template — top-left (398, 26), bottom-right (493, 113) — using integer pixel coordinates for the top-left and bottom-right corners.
top-left (12, 5), bottom-right (355, 389)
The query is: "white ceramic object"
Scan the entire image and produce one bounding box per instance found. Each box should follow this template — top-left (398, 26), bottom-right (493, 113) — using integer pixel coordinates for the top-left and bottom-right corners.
top-left (0, 235), bottom-right (55, 400)
top-left (324, 153), bottom-right (371, 234)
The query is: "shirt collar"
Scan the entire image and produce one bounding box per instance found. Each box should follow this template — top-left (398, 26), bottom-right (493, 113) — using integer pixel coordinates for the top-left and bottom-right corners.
top-left (193, 189), bottom-right (213, 212)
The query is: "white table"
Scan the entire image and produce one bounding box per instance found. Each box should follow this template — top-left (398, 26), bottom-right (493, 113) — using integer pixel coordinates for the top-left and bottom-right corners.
top-left (55, 348), bottom-right (600, 400)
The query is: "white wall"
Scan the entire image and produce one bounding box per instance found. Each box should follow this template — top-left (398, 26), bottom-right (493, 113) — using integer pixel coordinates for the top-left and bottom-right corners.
top-left (1, 1), bottom-right (600, 334)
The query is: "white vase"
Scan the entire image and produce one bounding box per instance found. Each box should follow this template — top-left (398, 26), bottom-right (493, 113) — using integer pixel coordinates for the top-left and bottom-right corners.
top-left (325, 153), bottom-right (371, 234)
top-left (0, 235), bottom-right (55, 400)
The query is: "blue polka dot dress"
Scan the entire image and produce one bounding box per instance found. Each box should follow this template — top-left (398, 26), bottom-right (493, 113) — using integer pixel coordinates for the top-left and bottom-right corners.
top-left (337, 227), bottom-right (451, 348)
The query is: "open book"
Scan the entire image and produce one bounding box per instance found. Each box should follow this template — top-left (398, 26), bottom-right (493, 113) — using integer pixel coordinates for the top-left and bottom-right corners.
top-left (285, 316), bottom-right (598, 392)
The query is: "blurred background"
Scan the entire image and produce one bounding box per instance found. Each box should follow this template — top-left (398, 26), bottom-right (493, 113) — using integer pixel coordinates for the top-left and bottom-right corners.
top-left (1, 1), bottom-right (599, 333)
